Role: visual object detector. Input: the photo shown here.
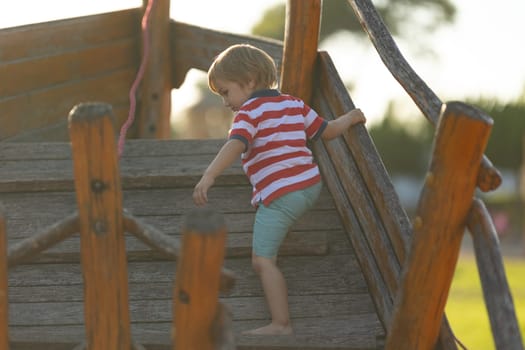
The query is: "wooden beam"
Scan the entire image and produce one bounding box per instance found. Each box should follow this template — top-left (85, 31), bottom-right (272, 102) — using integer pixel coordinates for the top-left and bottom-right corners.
top-left (346, 0), bottom-right (501, 192)
top-left (68, 102), bottom-right (132, 350)
top-left (0, 205), bottom-right (8, 350)
top-left (173, 209), bottom-right (229, 350)
top-left (468, 198), bottom-right (524, 349)
top-left (169, 21), bottom-right (283, 88)
top-left (122, 211), bottom-right (236, 294)
top-left (137, 0), bottom-right (172, 139)
top-left (386, 102), bottom-right (493, 349)
top-left (280, 0), bottom-right (321, 103)
top-left (8, 212), bottom-right (79, 267)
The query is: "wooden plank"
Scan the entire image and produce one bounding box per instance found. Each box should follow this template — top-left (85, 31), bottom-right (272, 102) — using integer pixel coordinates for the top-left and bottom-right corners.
top-left (0, 187), bottom-right (336, 218)
top-left (7, 230), bottom-right (330, 264)
top-left (0, 139), bottom-right (226, 161)
top-left (2, 104), bottom-right (130, 143)
top-left (8, 314), bottom-right (383, 350)
top-left (8, 256), bottom-right (368, 296)
top-left (0, 154), bottom-right (246, 192)
top-left (0, 39), bottom-right (138, 98)
top-left (69, 103), bottom-right (131, 349)
top-left (0, 9), bottom-right (140, 63)
top-left (312, 140), bottom-right (392, 329)
top-left (386, 102), bottom-right (493, 349)
top-left (468, 198), bottom-right (524, 349)
top-left (8, 293), bottom-right (374, 327)
top-left (0, 206), bottom-right (8, 350)
top-left (4, 205), bottom-right (341, 238)
top-left (315, 95), bottom-right (400, 298)
top-left (280, 0), bottom-right (321, 103)
top-left (0, 68), bottom-right (135, 141)
top-left (316, 51), bottom-right (411, 265)
top-left (170, 21), bottom-right (283, 88)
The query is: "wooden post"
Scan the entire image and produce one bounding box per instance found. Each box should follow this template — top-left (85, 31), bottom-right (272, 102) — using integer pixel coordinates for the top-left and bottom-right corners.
top-left (137, 0), bottom-right (172, 139)
top-left (0, 205), bottom-right (8, 350)
top-left (173, 208), bottom-right (228, 350)
top-left (386, 102), bottom-right (493, 350)
top-left (279, 0), bottom-right (321, 103)
top-left (68, 103), bottom-right (131, 350)
top-left (468, 198), bottom-right (524, 349)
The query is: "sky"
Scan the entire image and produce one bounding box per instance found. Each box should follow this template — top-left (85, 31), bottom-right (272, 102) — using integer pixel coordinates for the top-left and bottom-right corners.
top-left (2, 0), bottom-right (525, 126)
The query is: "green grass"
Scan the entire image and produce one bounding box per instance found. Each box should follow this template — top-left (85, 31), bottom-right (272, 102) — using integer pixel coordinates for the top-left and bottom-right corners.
top-left (445, 254), bottom-right (525, 349)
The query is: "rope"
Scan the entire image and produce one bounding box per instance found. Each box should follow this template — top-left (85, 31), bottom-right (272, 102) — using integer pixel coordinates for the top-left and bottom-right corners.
top-left (117, 0), bottom-right (155, 157)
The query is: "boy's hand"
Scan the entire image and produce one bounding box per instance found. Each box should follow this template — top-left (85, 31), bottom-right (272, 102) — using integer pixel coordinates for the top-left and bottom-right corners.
top-left (193, 175), bottom-right (215, 207)
top-left (348, 108), bottom-right (366, 126)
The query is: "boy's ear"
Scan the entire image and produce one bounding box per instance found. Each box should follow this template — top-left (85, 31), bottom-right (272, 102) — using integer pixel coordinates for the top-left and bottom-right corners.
top-left (248, 79), bottom-right (256, 90)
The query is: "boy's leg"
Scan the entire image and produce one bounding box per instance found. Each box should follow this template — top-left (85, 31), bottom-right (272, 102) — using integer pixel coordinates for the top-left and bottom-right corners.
top-left (244, 182), bottom-right (322, 335)
top-left (243, 254), bottom-right (292, 335)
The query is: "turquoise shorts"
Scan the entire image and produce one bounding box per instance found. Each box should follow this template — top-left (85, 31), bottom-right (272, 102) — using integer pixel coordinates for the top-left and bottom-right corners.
top-left (252, 181), bottom-right (323, 258)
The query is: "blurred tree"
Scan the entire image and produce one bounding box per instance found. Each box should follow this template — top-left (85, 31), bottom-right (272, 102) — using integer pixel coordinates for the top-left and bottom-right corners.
top-left (252, 0), bottom-right (456, 43)
top-left (368, 102), bottom-right (433, 177)
top-left (368, 91), bottom-right (525, 177)
top-left (468, 92), bottom-right (525, 173)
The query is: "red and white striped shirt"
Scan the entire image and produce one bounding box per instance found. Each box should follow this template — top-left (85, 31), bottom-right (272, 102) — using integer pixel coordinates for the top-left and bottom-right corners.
top-left (229, 89), bottom-right (327, 206)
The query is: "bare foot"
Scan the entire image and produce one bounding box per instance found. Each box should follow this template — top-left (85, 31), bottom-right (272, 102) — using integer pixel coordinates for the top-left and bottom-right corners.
top-left (242, 323), bottom-right (293, 335)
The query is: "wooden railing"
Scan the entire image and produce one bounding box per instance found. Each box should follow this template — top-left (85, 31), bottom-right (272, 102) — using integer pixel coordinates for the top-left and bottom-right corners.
top-left (345, 0), bottom-right (523, 349)
top-left (0, 102), bottom-right (236, 350)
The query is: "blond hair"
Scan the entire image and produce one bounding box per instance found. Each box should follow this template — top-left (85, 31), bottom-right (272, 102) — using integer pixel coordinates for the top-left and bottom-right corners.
top-left (208, 44), bottom-right (277, 94)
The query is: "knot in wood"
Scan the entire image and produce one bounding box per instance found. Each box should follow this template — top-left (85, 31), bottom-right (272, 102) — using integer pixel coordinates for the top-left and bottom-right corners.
top-left (178, 290), bottom-right (190, 304)
top-left (413, 216), bottom-right (423, 230)
top-left (425, 172), bottom-right (435, 187)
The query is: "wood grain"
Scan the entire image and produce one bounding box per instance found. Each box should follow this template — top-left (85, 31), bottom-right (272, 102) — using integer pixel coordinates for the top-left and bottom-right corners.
top-left (386, 102), bottom-right (493, 349)
top-left (280, 0), bottom-right (321, 103)
top-left (69, 103), bottom-right (132, 349)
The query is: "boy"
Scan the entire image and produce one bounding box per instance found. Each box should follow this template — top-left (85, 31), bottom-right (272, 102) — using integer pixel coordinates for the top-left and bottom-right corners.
top-left (193, 44), bottom-right (366, 335)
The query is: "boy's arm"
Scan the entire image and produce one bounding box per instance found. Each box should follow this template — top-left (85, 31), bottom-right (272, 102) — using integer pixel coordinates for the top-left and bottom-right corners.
top-left (321, 108), bottom-right (366, 141)
top-left (193, 138), bottom-right (245, 206)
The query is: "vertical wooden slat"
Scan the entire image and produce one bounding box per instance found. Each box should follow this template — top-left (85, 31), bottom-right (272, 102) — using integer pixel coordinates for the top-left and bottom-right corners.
top-left (173, 209), bottom-right (228, 350)
top-left (0, 205), bottom-right (8, 350)
top-left (468, 198), bottom-right (524, 350)
top-left (279, 0), bottom-right (321, 103)
top-left (137, 0), bottom-right (172, 139)
top-left (69, 102), bottom-right (131, 350)
top-left (386, 102), bottom-right (493, 350)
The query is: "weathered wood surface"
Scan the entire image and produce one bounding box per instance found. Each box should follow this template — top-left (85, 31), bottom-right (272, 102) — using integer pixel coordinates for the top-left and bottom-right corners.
top-left (0, 206), bottom-right (8, 350)
top-left (312, 51), bottom-right (404, 327)
top-left (1, 136), bottom-right (383, 349)
top-left (0, 9), bottom-right (141, 142)
top-left (346, 0), bottom-right (501, 192)
top-left (280, 0), bottom-right (321, 103)
top-left (468, 199), bottom-right (524, 350)
top-left (69, 103), bottom-right (132, 349)
top-left (386, 102), bottom-right (493, 350)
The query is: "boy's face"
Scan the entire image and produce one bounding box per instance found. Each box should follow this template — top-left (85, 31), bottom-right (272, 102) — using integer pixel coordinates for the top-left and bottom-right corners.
top-left (213, 78), bottom-right (256, 112)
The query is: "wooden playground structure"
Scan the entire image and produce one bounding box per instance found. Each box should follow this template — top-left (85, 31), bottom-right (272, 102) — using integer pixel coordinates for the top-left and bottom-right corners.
top-left (0, 0), bottom-right (523, 349)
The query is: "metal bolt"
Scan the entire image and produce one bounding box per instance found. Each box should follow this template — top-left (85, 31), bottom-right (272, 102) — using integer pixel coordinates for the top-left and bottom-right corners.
top-left (91, 179), bottom-right (107, 193)
top-left (93, 220), bottom-right (107, 235)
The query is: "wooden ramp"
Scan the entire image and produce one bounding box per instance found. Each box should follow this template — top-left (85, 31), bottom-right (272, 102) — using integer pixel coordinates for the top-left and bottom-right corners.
top-left (1, 139), bottom-right (384, 350)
